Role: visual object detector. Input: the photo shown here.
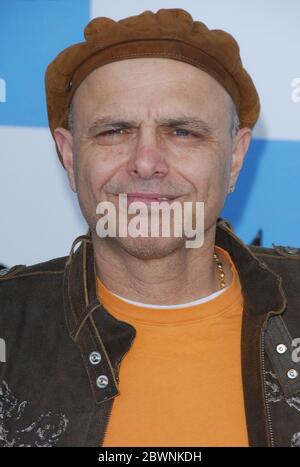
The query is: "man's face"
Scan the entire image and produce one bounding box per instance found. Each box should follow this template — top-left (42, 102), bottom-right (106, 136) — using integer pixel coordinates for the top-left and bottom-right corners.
top-left (55, 58), bottom-right (251, 259)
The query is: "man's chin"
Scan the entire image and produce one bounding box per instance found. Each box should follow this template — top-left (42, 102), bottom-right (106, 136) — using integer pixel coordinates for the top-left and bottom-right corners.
top-left (113, 235), bottom-right (186, 260)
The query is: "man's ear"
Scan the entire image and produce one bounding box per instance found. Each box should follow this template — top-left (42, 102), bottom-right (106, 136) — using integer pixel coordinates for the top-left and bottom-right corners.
top-left (54, 128), bottom-right (77, 193)
top-left (229, 127), bottom-right (252, 191)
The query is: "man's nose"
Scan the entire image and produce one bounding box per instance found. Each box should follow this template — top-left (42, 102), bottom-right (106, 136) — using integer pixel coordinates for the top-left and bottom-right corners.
top-left (126, 127), bottom-right (169, 180)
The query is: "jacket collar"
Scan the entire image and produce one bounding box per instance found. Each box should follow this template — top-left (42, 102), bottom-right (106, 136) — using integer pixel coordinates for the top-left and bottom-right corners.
top-left (215, 219), bottom-right (286, 318)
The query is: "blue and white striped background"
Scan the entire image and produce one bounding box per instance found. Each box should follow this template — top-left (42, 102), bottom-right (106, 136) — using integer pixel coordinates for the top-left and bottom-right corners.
top-left (1, 0), bottom-right (299, 266)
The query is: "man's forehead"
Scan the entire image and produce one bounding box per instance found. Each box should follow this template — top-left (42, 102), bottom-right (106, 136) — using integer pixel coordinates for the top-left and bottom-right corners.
top-left (75, 57), bottom-right (228, 92)
top-left (71, 58), bottom-right (233, 113)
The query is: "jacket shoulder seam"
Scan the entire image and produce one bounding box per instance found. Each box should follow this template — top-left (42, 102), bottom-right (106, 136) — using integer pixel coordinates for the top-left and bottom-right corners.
top-left (0, 269), bottom-right (65, 282)
top-left (253, 251), bottom-right (300, 260)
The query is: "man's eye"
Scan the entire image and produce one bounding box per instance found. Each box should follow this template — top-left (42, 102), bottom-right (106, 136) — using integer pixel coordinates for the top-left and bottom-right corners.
top-left (173, 128), bottom-right (193, 137)
top-left (99, 128), bottom-right (126, 137)
top-left (93, 128), bottom-right (131, 145)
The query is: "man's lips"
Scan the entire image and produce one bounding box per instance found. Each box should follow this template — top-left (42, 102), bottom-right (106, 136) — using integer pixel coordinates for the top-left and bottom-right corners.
top-left (127, 192), bottom-right (177, 199)
top-left (125, 193), bottom-right (179, 204)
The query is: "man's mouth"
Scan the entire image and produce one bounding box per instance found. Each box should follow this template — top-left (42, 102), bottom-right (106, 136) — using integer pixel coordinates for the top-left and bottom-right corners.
top-left (125, 192), bottom-right (178, 205)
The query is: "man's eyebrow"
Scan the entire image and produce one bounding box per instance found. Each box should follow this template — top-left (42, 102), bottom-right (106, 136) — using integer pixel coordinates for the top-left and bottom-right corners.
top-left (86, 116), bottom-right (213, 135)
top-left (158, 117), bottom-right (213, 133)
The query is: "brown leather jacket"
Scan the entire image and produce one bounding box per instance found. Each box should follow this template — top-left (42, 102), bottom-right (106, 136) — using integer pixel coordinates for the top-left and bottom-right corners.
top-left (1, 218), bottom-right (300, 447)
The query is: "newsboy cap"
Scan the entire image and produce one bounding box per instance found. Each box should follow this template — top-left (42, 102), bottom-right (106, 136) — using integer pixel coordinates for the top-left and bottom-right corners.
top-left (45, 8), bottom-right (260, 165)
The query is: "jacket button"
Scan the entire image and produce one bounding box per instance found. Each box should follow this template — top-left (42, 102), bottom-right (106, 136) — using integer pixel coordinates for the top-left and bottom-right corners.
top-left (0, 268), bottom-right (9, 276)
top-left (284, 246), bottom-right (300, 255)
top-left (96, 375), bottom-right (109, 388)
top-left (89, 351), bottom-right (101, 365)
top-left (276, 344), bottom-right (287, 354)
top-left (287, 369), bottom-right (298, 379)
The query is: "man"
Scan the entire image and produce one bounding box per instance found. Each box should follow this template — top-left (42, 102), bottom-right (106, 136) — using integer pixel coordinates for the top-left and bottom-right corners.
top-left (1, 8), bottom-right (300, 447)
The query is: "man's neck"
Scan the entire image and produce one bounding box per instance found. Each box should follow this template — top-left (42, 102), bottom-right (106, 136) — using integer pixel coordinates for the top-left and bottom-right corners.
top-left (91, 225), bottom-right (233, 306)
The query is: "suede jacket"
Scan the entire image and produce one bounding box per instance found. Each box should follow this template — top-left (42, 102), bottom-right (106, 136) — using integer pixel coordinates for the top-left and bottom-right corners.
top-left (1, 218), bottom-right (300, 447)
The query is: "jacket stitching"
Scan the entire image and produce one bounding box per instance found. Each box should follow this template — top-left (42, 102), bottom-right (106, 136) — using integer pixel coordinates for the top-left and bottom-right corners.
top-left (0, 270), bottom-right (64, 282)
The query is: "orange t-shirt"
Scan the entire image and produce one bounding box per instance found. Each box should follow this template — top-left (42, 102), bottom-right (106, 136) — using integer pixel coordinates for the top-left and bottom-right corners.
top-left (96, 246), bottom-right (249, 447)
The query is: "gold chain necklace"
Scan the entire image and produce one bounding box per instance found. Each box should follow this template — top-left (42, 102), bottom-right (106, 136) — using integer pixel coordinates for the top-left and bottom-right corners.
top-left (213, 250), bottom-right (226, 289)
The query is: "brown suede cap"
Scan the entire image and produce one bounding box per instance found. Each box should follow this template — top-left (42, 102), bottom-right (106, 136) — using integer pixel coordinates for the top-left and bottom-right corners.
top-left (45, 8), bottom-right (260, 165)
